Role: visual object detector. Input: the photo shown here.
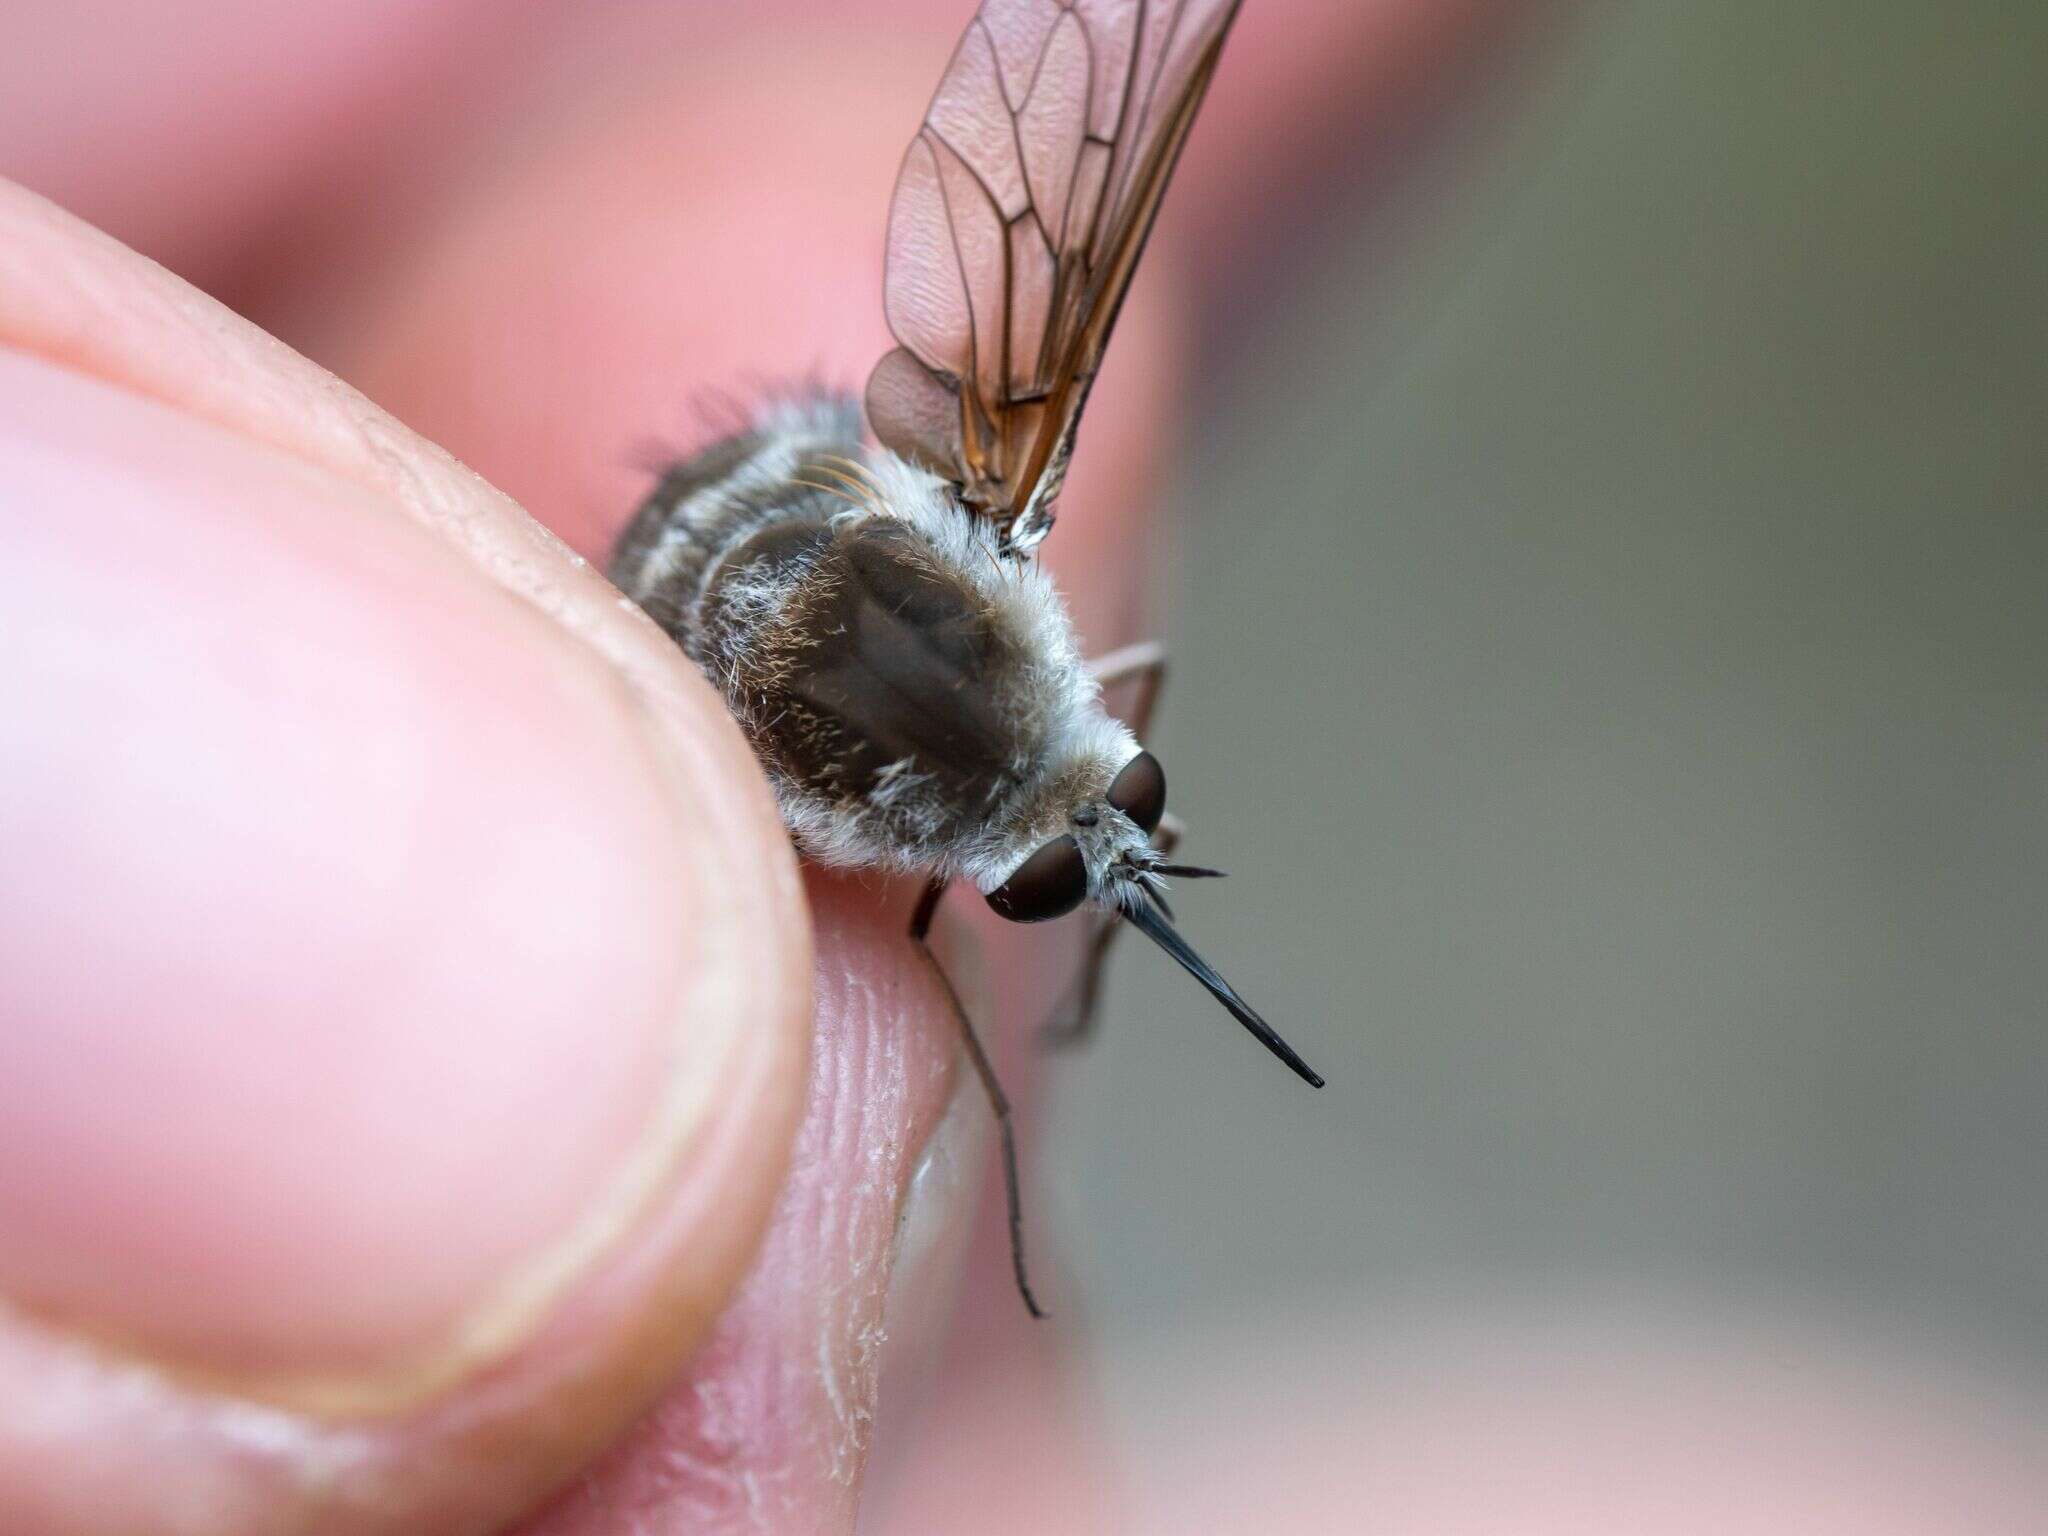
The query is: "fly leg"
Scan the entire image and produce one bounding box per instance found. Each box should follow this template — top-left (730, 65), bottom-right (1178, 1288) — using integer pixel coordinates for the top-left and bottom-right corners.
top-left (1039, 813), bottom-right (1183, 1049)
top-left (910, 879), bottom-right (1046, 1319)
top-left (1089, 639), bottom-right (1168, 742)
top-left (1041, 640), bottom-right (1173, 1050)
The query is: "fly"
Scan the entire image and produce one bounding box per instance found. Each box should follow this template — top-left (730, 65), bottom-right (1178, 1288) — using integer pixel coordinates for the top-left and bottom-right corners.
top-left (610, 0), bottom-right (1321, 1317)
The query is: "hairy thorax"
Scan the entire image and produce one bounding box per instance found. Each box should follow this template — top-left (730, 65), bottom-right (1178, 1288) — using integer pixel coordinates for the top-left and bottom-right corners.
top-left (705, 513), bottom-right (1038, 864)
top-left (609, 398), bottom-right (1138, 886)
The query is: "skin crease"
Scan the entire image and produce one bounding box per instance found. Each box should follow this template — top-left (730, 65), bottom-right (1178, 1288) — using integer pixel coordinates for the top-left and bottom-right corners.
top-left (0, 3), bottom-right (1531, 1533)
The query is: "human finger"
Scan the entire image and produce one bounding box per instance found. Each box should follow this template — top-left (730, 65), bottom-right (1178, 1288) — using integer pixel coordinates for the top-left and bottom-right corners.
top-left (0, 180), bottom-right (809, 1536)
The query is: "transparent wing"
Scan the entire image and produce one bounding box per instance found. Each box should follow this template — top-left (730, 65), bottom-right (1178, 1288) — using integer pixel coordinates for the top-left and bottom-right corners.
top-left (866, 0), bottom-right (1243, 552)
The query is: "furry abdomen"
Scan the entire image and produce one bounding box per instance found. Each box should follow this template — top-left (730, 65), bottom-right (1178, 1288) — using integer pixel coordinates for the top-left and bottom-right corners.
top-left (716, 510), bottom-right (1047, 852)
top-left (610, 396), bottom-right (1113, 879)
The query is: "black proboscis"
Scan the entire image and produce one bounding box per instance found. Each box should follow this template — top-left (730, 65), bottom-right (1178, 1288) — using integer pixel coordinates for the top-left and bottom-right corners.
top-left (1124, 897), bottom-right (1326, 1090)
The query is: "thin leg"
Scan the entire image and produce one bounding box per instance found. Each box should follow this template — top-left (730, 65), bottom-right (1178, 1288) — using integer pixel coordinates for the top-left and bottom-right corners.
top-left (1039, 911), bottom-right (1124, 1050)
top-left (910, 879), bottom-right (1047, 1319)
top-left (1037, 642), bottom-right (1175, 1052)
top-left (1090, 639), bottom-right (1168, 740)
top-left (1040, 812), bottom-right (1184, 1049)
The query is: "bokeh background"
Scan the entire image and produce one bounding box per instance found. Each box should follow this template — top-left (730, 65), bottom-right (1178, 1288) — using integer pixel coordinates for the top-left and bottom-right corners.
top-left (1041, 0), bottom-right (2048, 1514)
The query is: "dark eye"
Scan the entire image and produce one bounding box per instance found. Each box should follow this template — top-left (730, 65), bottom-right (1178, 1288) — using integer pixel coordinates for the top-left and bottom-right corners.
top-left (1106, 750), bottom-right (1166, 834)
top-left (986, 836), bottom-right (1088, 923)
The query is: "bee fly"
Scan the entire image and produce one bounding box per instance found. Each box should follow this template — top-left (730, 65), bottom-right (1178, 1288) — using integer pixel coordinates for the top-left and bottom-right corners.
top-left (611, 0), bottom-right (1321, 1315)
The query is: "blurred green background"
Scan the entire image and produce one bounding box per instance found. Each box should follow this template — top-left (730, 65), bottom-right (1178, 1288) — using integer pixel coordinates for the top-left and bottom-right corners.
top-left (1046, 0), bottom-right (2048, 1402)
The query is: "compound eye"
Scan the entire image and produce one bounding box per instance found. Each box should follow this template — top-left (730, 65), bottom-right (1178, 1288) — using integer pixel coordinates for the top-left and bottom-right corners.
top-left (986, 836), bottom-right (1088, 923)
top-left (1106, 750), bottom-right (1166, 834)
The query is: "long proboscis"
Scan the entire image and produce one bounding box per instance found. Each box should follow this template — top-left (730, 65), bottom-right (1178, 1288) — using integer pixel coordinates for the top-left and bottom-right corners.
top-left (1124, 899), bottom-right (1325, 1089)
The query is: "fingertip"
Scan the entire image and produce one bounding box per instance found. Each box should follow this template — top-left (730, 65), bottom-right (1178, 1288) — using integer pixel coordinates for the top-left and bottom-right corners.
top-left (0, 184), bottom-right (813, 1534)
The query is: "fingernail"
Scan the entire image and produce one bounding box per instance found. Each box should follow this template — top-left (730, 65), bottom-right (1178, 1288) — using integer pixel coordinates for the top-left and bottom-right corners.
top-left (0, 351), bottom-right (780, 1416)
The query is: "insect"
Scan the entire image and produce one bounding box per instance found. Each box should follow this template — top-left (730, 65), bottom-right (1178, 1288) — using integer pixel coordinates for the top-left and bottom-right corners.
top-left (611, 0), bottom-right (1321, 1315)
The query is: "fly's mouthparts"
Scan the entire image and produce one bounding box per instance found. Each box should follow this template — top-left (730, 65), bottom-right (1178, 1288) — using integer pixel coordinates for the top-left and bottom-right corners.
top-left (1122, 896), bottom-right (1326, 1090)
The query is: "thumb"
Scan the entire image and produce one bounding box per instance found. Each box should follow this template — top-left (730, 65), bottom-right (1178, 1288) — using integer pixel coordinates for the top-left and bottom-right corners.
top-left (0, 181), bottom-right (808, 1535)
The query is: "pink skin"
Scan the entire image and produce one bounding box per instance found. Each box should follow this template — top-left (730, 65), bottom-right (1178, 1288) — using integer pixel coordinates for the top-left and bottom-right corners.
top-left (55, 5), bottom-right (2002, 1534)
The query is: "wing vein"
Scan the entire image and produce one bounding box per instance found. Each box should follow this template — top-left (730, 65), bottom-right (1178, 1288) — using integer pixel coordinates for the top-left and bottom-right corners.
top-left (867, 0), bottom-right (1243, 553)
